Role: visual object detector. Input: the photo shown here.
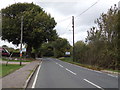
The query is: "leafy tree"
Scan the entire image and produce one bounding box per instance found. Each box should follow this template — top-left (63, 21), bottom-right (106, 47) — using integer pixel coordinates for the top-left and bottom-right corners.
top-left (2, 45), bottom-right (15, 53)
top-left (52, 38), bottom-right (71, 57)
top-left (85, 4), bottom-right (119, 69)
top-left (117, 8), bottom-right (120, 69)
top-left (2, 45), bottom-right (8, 48)
top-left (74, 41), bottom-right (88, 63)
top-left (40, 42), bottom-right (54, 57)
top-left (1, 3), bottom-right (57, 57)
top-left (38, 37), bottom-right (71, 57)
top-left (74, 4), bottom-right (119, 70)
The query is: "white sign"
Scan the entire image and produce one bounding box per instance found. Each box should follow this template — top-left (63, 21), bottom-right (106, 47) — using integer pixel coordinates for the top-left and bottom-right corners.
top-left (65, 52), bottom-right (70, 55)
top-left (22, 48), bottom-right (26, 52)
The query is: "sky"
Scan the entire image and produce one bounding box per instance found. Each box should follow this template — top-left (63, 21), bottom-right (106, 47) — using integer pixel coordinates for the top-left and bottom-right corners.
top-left (0, 0), bottom-right (120, 49)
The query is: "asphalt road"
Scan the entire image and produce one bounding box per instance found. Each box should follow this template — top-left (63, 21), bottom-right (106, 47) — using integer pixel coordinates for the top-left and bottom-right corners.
top-left (33, 58), bottom-right (119, 89)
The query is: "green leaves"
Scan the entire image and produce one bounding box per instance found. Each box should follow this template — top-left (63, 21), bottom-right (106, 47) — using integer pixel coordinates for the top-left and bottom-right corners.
top-left (75, 4), bottom-right (119, 70)
top-left (53, 38), bottom-right (71, 57)
top-left (39, 38), bottom-right (71, 57)
top-left (2, 3), bottom-right (58, 57)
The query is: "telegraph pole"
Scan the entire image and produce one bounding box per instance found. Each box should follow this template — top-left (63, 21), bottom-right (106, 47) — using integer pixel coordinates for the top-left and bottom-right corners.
top-left (20, 16), bottom-right (23, 66)
top-left (72, 16), bottom-right (75, 62)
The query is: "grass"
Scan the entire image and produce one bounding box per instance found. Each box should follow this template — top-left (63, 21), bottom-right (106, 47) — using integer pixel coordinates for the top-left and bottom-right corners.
top-left (0, 64), bottom-right (24, 77)
top-left (105, 69), bottom-right (120, 73)
top-left (2, 58), bottom-right (32, 62)
top-left (59, 57), bottom-right (73, 62)
top-left (58, 57), bottom-right (120, 72)
top-left (59, 57), bottom-right (101, 70)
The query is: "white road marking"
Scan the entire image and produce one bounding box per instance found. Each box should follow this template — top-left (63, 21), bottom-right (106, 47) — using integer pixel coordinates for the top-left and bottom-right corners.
top-left (56, 62), bottom-right (58, 64)
top-left (32, 62), bottom-right (42, 88)
top-left (65, 62), bottom-right (101, 73)
top-left (107, 74), bottom-right (118, 78)
top-left (66, 62), bottom-right (103, 74)
top-left (94, 70), bottom-right (102, 73)
top-left (84, 79), bottom-right (104, 90)
top-left (59, 64), bottom-right (64, 68)
top-left (65, 68), bottom-right (77, 75)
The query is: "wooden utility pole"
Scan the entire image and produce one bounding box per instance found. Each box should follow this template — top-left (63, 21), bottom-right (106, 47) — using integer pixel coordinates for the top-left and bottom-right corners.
top-left (20, 16), bottom-right (23, 66)
top-left (72, 16), bottom-right (75, 62)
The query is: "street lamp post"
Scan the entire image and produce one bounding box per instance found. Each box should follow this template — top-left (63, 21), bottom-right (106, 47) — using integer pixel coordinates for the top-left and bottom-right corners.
top-left (20, 16), bottom-right (23, 66)
top-left (72, 16), bottom-right (75, 62)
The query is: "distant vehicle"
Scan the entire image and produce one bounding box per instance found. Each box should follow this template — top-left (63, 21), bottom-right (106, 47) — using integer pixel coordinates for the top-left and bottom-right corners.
top-left (0, 48), bottom-right (10, 57)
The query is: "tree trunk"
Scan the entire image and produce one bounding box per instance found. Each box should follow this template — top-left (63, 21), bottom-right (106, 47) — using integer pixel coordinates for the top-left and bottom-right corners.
top-left (26, 44), bottom-right (32, 58)
top-left (35, 53), bottom-right (38, 58)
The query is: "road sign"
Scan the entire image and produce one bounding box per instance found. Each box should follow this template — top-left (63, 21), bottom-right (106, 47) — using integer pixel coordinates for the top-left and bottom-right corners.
top-left (22, 48), bottom-right (26, 52)
top-left (65, 52), bottom-right (70, 55)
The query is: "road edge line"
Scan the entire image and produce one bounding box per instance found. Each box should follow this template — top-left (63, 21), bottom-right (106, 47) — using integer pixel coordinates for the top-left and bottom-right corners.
top-left (32, 61), bottom-right (42, 88)
top-left (107, 74), bottom-right (118, 78)
top-left (24, 62), bottom-right (39, 88)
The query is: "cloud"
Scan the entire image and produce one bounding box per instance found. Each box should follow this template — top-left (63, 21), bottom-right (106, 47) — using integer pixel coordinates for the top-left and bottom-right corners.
top-left (37, 0), bottom-right (119, 45)
top-left (0, 0), bottom-right (120, 47)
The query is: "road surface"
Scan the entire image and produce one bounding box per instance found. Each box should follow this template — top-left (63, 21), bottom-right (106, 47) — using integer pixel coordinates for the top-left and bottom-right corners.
top-left (32, 58), bottom-right (119, 89)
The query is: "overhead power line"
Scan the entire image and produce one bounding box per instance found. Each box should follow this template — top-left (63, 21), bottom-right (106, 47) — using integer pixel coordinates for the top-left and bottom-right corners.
top-left (57, 16), bottom-right (71, 23)
top-left (75, 0), bottom-right (100, 18)
top-left (57, 0), bottom-right (100, 24)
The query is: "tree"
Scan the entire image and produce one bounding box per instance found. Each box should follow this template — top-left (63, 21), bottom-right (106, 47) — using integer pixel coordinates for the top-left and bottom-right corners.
top-left (1, 3), bottom-right (57, 57)
top-left (52, 38), bottom-right (71, 57)
top-left (74, 41), bottom-right (88, 63)
top-left (2, 45), bottom-right (8, 48)
top-left (38, 37), bottom-right (71, 57)
top-left (73, 4), bottom-right (119, 70)
top-left (85, 4), bottom-right (119, 69)
top-left (40, 42), bottom-right (54, 57)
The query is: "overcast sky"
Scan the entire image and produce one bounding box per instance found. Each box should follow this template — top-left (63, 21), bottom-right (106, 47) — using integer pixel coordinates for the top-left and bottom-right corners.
top-left (0, 0), bottom-right (120, 48)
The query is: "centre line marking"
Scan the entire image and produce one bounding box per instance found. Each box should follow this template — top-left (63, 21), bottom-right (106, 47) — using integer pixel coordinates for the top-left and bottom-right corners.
top-left (32, 62), bottom-right (42, 88)
top-left (65, 68), bottom-right (76, 75)
top-left (84, 79), bottom-right (104, 90)
top-left (59, 64), bottom-right (63, 68)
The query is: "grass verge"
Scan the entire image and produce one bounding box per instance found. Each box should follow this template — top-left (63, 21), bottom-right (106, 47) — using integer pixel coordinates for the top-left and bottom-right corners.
top-left (2, 58), bottom-right (32, 62)
top-left (0, 64), bottom-right (24, 77)
top-left (58, 57), bottom-right (120, 73)
top-left (105, 69), bottom-right (120, 73)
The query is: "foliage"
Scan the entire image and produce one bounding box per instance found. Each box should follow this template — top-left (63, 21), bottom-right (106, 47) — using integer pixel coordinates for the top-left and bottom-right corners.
top-left (1, 64), bottom-right (24, 77)
top-left (1, 3), bottom-right (57, 57)
top-left (74, 41), bottom-right (88, 63)
top-left (40, 42), bottom-right (54, 57)
top-left (2, 45), bottom-right (15, 52)
top-left (74, 4), bottom-right (119, 70)
top-left (39, 37), bottom-right (71, 57)
top-left (53, 38), bottom-right (71, 57)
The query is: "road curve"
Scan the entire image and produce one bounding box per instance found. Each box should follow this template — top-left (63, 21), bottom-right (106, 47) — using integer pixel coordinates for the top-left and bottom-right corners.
top-left (34, 58), bottom-right (119, 89)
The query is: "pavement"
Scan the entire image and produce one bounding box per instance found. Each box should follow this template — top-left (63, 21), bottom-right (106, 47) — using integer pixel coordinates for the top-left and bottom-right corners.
top-left (1, 59), bottom-right (41, 89)
top-left (34, 58), bottom-right (119, 89)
